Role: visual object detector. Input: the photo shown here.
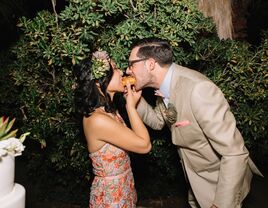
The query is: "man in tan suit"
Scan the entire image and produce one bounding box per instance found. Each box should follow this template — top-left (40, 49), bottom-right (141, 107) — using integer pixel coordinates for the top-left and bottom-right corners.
top-left (126, 37), bottom-right (262, 208)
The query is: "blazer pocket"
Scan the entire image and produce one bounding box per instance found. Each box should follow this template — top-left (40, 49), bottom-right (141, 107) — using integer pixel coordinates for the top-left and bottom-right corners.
top-left (176, 123), bottom-right (205, 146)
top-left (183, 142), bottom-right (220, 172)
top-left (175, 120), bottom-right (191, 127)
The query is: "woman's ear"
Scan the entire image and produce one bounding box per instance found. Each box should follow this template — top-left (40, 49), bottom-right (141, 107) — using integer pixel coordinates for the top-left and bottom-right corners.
top-left (95, 81), bottom-right (105, 96)
top-left (95, 81), bottom-right (100, 87)
top-left (95, 81), bottom-right (101, 92)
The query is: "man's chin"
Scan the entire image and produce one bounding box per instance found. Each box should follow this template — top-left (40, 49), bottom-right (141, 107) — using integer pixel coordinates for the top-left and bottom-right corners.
top-left (134, 84), bottom-right (142, 91)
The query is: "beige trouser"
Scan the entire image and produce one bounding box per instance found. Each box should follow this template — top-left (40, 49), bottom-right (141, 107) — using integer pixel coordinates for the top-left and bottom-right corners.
top-left (188, 188), bottom-right (200, 208)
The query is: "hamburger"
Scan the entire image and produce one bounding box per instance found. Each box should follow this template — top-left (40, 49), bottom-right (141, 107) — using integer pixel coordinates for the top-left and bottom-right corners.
top-left (122, 76), bottom-right (136, 86)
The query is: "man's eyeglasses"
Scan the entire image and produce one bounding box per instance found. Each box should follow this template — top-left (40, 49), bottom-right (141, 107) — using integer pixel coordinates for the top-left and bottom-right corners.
top-left (128, 58), bottom-right (147, 68)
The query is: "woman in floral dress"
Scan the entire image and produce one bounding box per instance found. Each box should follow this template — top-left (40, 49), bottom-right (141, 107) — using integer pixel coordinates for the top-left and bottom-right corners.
top-left (74, 50), bottom-right (151, 208)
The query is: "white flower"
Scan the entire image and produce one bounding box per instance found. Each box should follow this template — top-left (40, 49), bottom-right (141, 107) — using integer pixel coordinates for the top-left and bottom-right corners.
top-left (0, 137), bottom-right (25, 158)
top-left (92, 50), bottom-right (109, 60)
top-left (0, 148), bottom-right (7, 157)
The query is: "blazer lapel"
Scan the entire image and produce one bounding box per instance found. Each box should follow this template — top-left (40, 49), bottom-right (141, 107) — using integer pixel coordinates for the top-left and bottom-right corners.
top-left (169, 64), bottom-right (183, 122)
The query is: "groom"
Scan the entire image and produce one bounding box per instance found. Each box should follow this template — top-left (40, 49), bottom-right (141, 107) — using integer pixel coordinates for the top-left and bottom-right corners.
top-left (126, 37), bottom-right (262, 208)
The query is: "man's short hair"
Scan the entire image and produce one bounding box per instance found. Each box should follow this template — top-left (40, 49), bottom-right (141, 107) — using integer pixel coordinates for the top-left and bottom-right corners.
top-left (131, 37), bottom-right (173, 66)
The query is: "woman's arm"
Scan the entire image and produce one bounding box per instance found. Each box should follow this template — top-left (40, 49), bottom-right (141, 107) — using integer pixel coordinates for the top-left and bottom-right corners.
top-left (83, 84), bottom-right (151, 154)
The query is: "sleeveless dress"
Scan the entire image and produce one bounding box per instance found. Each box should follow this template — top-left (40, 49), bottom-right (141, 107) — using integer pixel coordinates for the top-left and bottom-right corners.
top-left (89, 135), bottom-right (137, 207)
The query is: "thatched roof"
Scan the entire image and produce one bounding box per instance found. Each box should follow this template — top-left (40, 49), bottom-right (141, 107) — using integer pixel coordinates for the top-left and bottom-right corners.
top-left (198, 0), bottom-right (233, 40)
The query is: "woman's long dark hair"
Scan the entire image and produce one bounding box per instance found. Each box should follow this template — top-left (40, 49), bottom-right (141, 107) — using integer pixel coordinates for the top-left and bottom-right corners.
top-left (74, 56), bottom-right (117, 118)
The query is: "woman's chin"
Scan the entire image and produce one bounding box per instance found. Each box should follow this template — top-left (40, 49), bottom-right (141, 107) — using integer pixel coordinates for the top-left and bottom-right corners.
top-left (117, 85), bottom-right (125, 92)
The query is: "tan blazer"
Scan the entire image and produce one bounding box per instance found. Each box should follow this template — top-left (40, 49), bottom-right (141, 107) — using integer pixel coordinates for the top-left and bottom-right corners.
top-left (137, 64), bottom-right (262, 208)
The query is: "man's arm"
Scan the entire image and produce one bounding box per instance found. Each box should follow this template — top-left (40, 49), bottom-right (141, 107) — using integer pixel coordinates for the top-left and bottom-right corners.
top-left (137, 97), bottom-right (166, 130)
top-left (191, 81), bottom-right (249, 208)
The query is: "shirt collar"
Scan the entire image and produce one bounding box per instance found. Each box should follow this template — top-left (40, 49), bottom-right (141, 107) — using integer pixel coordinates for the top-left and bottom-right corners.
top-left (159, 63), bottom-right (174, 99)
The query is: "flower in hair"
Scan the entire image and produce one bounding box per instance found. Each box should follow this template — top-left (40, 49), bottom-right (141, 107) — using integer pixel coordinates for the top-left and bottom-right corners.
top-left (91, 50), bottom-right (110, 79)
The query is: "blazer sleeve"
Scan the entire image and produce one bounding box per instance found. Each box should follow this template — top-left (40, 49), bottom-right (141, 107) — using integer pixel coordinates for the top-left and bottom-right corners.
top-left (191, 81), bottom-right (249, 208)
top-left (137, 97), bottom-right (166, 130)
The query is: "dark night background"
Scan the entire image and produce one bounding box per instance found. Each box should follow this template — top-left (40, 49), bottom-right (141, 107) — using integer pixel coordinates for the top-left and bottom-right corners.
top-left (0, 0), bottom-right (268, 52)
top-left (0, 0), bottom-right (67, 52)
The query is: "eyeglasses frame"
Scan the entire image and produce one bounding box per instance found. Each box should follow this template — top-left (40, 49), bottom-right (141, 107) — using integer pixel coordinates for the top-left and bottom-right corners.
top-left (128, 58), bottom-right (148, 68)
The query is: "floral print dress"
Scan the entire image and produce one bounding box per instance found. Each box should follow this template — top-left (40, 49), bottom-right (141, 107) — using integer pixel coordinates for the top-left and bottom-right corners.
top-left (89, 142), bottom-right (137, 208)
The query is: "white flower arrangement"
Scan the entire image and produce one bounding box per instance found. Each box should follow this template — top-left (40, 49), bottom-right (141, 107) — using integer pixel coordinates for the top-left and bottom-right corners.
top-left (0, 136), bottom-right (28, 158)
top-left (0, 116), bottom-right (30, 159)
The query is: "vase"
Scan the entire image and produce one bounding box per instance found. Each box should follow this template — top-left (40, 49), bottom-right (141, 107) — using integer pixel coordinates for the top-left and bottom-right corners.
top-left (0, 153), bottom-right (26, 208)
top-left (0, 153), bottom-right (15, 198)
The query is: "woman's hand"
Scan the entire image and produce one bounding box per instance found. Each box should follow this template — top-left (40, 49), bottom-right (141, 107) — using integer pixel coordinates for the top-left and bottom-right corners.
top-left (124, 83), bottom-right (142, 109)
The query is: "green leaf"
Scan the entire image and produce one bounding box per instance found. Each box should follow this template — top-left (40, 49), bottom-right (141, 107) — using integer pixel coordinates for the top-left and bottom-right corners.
top-left (0, 129), bottom-right (18, 141)
top-left (4, 118), bottom-right (16, 134)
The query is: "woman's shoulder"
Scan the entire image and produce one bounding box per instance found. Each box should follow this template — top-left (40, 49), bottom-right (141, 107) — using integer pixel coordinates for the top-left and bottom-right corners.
top-left (83, 110), bottom-right (115, 128)
top-left (83, 111), bottom-right (112, 152)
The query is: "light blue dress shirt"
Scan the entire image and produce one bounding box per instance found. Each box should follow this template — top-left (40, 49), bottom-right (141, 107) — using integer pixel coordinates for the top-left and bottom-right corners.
top-left (159, 63), bottom-right (175, 106)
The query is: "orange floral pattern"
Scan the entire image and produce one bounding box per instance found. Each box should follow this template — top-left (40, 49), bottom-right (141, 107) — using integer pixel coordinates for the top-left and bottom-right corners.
top-left (89, 143), bottom-right (137, 208)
